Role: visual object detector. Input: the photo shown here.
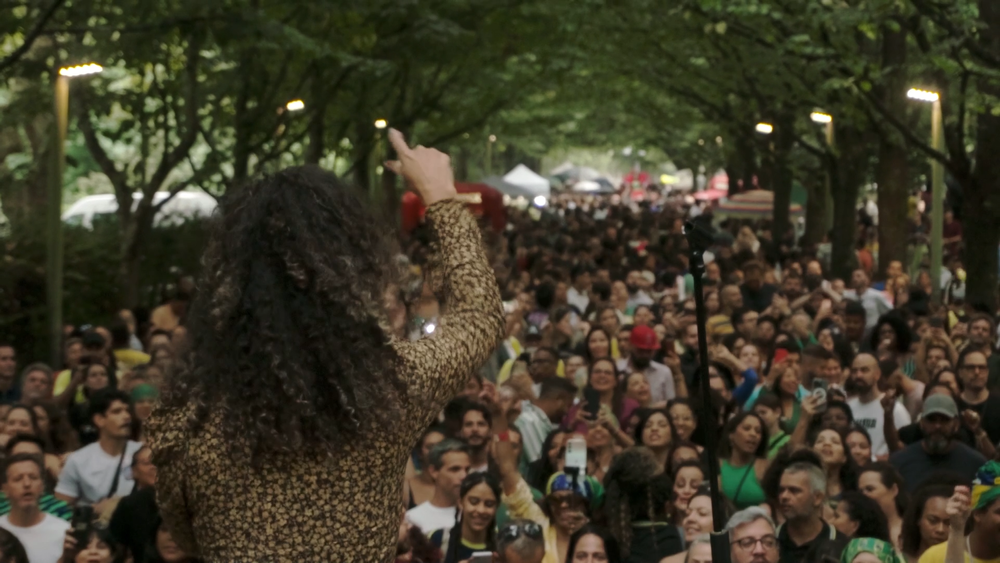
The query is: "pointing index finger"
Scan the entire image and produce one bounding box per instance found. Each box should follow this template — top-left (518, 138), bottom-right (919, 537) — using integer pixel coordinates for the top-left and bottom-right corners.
top-left (388, 128), bottom-right (412, 157)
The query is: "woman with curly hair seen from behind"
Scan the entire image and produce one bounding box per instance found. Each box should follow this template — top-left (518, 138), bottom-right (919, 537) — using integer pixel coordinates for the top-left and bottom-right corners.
top-left (603, 447), bottom-right (684, 562)
top-left (148, 130), bottom-right (505, 563)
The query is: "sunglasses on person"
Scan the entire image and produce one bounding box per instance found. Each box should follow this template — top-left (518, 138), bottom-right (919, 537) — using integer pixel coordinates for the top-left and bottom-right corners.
top-left (497, 521), bottom-right (544, 543)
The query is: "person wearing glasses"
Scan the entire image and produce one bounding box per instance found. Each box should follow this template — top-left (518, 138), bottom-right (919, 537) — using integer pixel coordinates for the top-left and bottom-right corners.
top-left (496, 519), bottom-right (545, 563)
top-left (492, 391), bottom-right (591, 563)
top-left (726, 507), bottom-right (779, 563)
top-left (956, 347), bottom-right (1000, 446)
top-left (774, 462), bottom-right (848, 563)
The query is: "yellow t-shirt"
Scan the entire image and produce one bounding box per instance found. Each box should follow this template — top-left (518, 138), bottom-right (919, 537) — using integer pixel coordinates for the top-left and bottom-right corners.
top-left (114, 349), bottom-right (151, 371)
top-left (919, 540), bottom-right (1000, 563)
top-left (52, 370), bottom-right (86, 404)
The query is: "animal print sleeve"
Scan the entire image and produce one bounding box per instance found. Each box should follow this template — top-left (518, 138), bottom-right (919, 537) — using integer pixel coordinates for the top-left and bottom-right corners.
top-left (393, 199), bottom-right (504, 426)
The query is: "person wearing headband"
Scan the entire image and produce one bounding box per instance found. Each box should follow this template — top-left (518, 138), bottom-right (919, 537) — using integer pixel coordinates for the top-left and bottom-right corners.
top-left (841, 537), bottom-right (906, 563)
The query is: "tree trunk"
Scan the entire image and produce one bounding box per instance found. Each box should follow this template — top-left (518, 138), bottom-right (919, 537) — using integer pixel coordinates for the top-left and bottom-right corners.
top-left (830, 125), bottom-right (870, 280)
top-left (771, 113), bottom-right (796, 244)
top-left (875, 21), bottom-right (910, 280)
top-left (875, 140), bottom-right (909, 279)
top-left (736, 132), bottom-right (757, 192)
top-left (117, 201), bottom-right (155, 308)
top-left (964, 0), bottom-right (1000, 311)
top-left (305, 70), bottom-right (326, 165)
top-left (801, 174), bottom-right (827, 248)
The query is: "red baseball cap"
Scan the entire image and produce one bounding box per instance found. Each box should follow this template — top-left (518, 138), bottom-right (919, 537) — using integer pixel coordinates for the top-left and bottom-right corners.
top-left (630, 325), bottom-right (661, 351)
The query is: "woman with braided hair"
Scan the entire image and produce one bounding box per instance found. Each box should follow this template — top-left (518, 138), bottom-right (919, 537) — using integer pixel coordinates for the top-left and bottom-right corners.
top-left (603, 447), bottom-right (684, 563)
top-left (148, 130), bottom-right (505, 563)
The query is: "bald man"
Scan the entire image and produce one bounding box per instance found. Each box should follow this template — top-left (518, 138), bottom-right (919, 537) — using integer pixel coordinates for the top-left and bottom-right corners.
top-left (846, 353), bottom-right (911, 458)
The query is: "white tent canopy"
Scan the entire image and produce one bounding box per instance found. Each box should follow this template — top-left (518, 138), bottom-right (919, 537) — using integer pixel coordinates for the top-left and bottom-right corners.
top-left (503, 164), bottom-right (551, 197)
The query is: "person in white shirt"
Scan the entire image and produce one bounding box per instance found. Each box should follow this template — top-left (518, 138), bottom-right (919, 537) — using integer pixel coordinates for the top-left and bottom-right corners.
top-left (0, 453), bottom-right (70, 563)
top-left (625, 270), bottom-right (654, 310)
top-left (847, 354), bottom-right (911, 457)
top-left (56, 389), bottom-right (144, 507)
top-left (842, 269), bottom-right (892, 330)
top-left (405, 439), bottom-right (470, 533)
top-left (458, 404), bottom-right (492, 474)
top-left (566, 265), bottom-right (592, 316)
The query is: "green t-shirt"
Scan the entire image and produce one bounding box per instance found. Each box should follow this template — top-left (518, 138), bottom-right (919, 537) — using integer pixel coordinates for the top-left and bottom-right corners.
top-left (0, 492), bottom-right (71, 521)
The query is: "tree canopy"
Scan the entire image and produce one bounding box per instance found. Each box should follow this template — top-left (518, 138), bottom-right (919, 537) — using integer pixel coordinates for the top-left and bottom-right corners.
top-left (2, 0), bottom-right (999, 308)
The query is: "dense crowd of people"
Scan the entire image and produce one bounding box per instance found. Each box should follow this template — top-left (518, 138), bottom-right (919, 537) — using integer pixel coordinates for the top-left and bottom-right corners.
top-left (0, 175), bottom-right (997, 563)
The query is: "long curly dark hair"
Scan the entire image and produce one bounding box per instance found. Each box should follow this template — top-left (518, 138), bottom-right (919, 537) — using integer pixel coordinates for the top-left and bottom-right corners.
top-left (603, 447), bottom-right (674, 558)
top-left (158, 166), bottom-right (405, 459)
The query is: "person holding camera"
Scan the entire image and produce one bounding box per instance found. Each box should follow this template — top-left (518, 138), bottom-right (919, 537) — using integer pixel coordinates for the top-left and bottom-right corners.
top-left (0, 453), bottom-right (69, 563)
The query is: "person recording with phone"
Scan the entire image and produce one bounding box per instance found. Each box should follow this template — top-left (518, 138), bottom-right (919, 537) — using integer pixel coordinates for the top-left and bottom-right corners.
top-left (489, 387), bottom-right (591, 563)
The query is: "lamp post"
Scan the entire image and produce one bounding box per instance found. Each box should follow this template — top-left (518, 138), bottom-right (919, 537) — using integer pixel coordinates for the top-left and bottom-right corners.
top-left (755, 122), bottom-right (774, 134)
top-left (486, 134), bottom-right (497, 176)
top-left (810, 112), bottom-right (835, 231)
top-left (907, 88), bottom-right (944, 303)
top-left (285, 99), bottom-right (305, 111)
top-left (47, 63), bottom-right (102, 366)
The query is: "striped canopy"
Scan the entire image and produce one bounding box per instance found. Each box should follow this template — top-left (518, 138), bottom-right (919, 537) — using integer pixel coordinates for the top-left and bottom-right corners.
top-left (716, 189), bottom-right (803, 218)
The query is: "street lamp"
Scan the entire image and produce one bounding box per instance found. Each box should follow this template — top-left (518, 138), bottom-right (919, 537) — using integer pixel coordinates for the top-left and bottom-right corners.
top-left (374, 119), bottom-right (387, 129)
top-left (58, 63), bottom-right (102, 77)
top-left (48, 62), bottom-right (103, 365)
top-left (486, 134), bottom-right (497, 176)
top-left (810, 112), bottom-right (833, 124)
top-left (755, 122), bottom-right (774, 134)
top-left (810, 112), bottom-right (835, 232)
top-left (907, 87), bottom-right (944, 303)
top-left (285, 99), bottom-right (305, 111)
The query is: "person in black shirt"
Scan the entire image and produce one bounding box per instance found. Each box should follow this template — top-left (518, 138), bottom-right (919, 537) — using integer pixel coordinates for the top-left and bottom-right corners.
top-left (109, 445), bottom-right (158, 563)
top-left (955, 347), bottom-right (1000, 448)
top-left (898, 383), bottom-right (978, 450)
top-left (889, 394), bottom-right (987, 494)
top-left (740, 261), bottom-right (779, 314)
top-left (776, 462), bottom-right (848, 563)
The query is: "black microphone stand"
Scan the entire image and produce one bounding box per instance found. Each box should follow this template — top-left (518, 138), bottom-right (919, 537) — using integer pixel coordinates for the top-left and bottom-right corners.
top-left (684, 219), bottom-right (731, 563)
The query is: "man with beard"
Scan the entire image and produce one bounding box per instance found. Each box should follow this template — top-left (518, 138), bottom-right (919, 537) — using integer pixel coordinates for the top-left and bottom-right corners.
top-left (625, 270), bottom-right (654, 309)
top-left (847, 353), bottom-right (911, 457)
top-left (617, 325), bottom-right (683, 404)
top-left (459, 403), bottom-right (493, 473)
top-left (889, 394), bottom-right (986, 493)
top-left (775, 463), bottom-right (847, 563)
top-left (740, 261), bottom-right (779, 313)
top-left (55, 389), bottom-right (143, 506)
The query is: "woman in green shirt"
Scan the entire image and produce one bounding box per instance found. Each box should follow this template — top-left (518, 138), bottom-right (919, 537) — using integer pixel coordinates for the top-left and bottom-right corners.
top-left (719, 411), bottom-right (771, 510)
